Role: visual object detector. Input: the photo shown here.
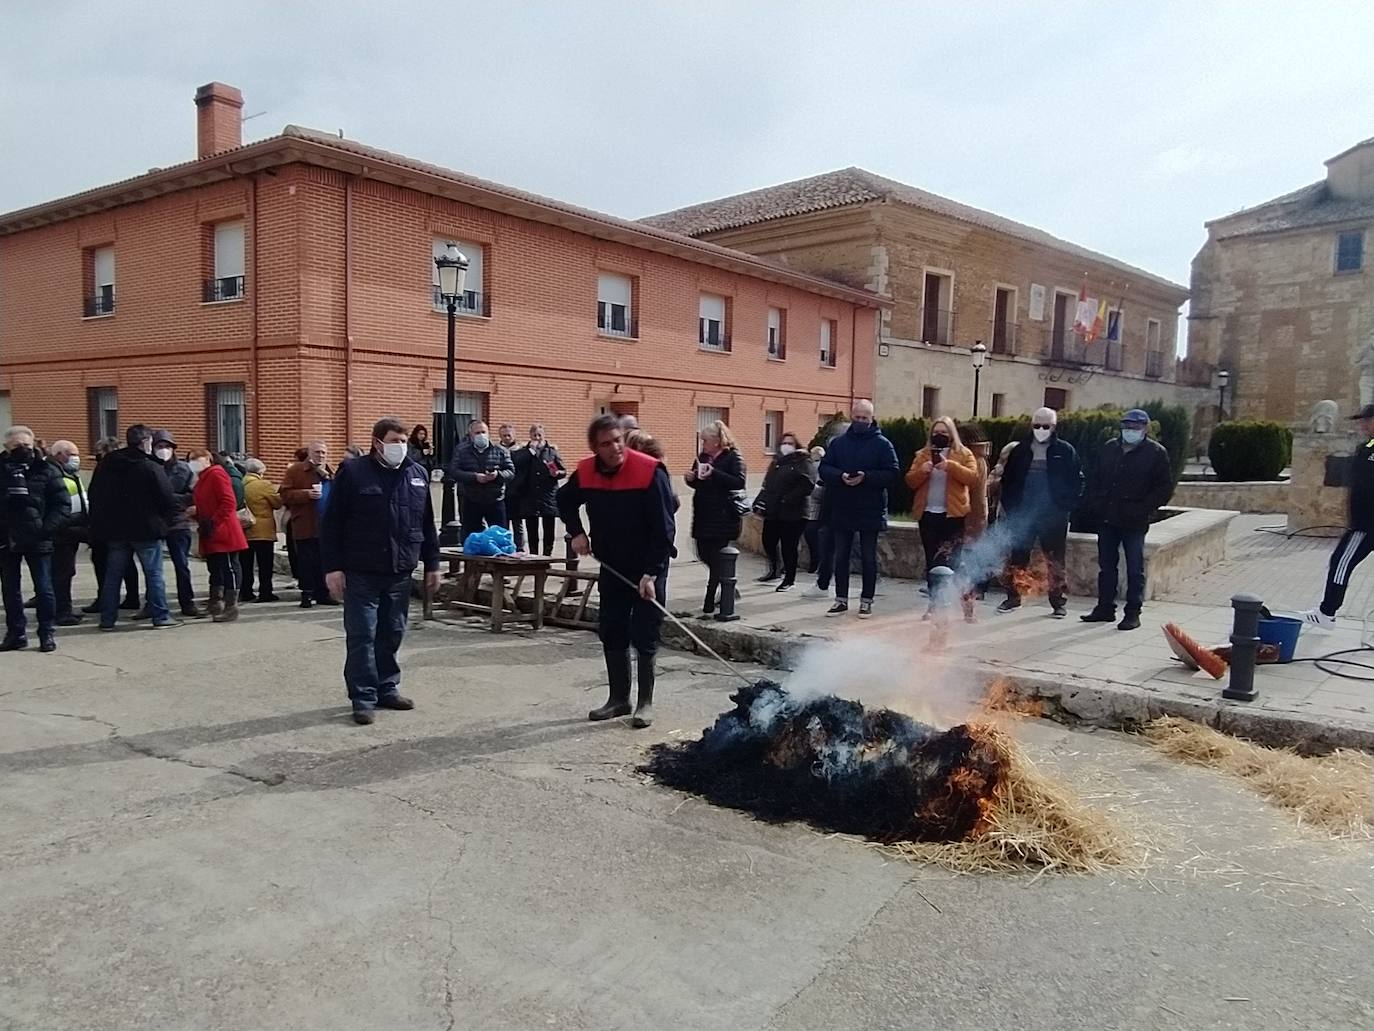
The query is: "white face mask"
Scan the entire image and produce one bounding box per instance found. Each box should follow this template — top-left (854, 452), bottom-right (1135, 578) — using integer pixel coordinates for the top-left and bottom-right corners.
top-left (472, 433), bottom-right (490, 450)
top-left (1121, 428), bottom-right (1145, 445)
top-left (155, 447), bottom-right (174, 462)
top-left (1032, 427), bottom-right (1053, 444)
top-left (778, 443), bottom-right (796, 456)
top-left (379, 441), bottom-right (407, 467)
top-left (189, 458), bottom-right (210, 475)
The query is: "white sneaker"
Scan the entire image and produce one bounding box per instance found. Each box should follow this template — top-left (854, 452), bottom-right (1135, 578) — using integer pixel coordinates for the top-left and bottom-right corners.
top-left (1299, 608), bottom-right (1336, 631)
top-left (802, 584), bottom-right (830, 599)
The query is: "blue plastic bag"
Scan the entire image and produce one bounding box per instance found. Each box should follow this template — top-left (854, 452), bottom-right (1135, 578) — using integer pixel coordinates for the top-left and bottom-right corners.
top-left (462, 525), bottom-right (516, 556)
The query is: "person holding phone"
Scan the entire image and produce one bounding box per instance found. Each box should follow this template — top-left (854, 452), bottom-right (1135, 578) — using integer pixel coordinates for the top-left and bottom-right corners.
top-left (905, 416), bottom-right (980, 619)
top-left (685, 420), bottom-right (747, 616)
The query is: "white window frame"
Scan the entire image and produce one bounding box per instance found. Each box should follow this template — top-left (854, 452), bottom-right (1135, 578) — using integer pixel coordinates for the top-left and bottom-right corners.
top-left (95, 387), bottom-right (118, 440)
top-left (597, 272), bottom-right (634, 337)
top-left (819, 318), bottom-right (835, 367)
top-left (215, 384), bottom-right (246, 455)
top-left (432, 238), bottom-right (485, 315)
top-left (211, 221), bottom-right (245, 302)
top-left (90, 245), bottom-right (116, 316)
top-left (698, 293), bottom-right (727, 351)
top-left (696, 406), bottom-right (728, 438)
top-left (763, 410), bottom-right (783, 453)
top-left (767, 307), bottom-right (785, 359)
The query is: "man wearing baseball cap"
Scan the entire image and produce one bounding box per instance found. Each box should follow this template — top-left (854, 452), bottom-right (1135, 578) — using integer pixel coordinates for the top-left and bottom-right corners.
top-left (1300, 404), bottom-right (1374, 630)
top-left (1080, 409), bottom-right (1174, 631)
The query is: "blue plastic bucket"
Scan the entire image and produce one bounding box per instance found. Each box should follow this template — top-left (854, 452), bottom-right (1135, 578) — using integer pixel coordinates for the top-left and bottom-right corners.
top-left (1256, 616), bottom-right (1302, 663)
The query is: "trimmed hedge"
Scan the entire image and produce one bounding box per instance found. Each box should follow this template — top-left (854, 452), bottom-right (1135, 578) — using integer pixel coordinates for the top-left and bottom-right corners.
top-left (1208, 421), bottom-right (1291, 482)
top-left (1136, 399), bottom-right (1192, 483)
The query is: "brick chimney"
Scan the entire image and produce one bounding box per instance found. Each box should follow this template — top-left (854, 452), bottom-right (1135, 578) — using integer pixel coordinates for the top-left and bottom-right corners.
top-left (194, 82), bottom-right (244, 159)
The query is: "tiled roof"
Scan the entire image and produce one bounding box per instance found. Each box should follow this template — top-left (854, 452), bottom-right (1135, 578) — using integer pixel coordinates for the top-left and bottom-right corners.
top-left (641, 167), bottom-right (1188, 295)
top-left (1207, 180), bottom-right (1374, 240)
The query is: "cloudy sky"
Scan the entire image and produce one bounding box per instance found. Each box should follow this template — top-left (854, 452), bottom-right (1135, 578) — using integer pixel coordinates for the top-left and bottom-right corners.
top-left (3, 0), bottom-right (1372, 338)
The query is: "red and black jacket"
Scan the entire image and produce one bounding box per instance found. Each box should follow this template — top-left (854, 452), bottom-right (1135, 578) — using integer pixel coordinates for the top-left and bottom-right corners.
top-left (557, 448), bottom-right (676, 580)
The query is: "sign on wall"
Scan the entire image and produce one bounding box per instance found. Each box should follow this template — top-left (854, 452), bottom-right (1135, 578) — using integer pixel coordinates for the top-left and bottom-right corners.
top-left (1028, 284), bottom-right (1046, 322)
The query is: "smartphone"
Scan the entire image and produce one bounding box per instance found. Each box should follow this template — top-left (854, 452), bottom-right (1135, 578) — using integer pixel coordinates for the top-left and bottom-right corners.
top-left (932, 451), bottom-right (944, 466)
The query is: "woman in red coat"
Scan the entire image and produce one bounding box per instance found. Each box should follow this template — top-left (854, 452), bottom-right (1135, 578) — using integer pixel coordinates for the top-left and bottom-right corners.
top-left (188, 448), bottom-right (249, 623)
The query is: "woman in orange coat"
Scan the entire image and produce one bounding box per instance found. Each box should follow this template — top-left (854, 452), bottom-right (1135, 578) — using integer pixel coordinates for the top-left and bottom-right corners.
top-left (905, 417), bottom-right (981, 604)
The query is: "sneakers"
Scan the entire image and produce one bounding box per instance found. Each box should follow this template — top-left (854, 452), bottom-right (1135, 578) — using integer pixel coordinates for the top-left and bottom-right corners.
top-left (1117, 613), bottom-right (1142, 632)
top-left (775, 580), bottom-right (795, 593)
top-left (826, 601), bottom-right (849, 616)
top-left (858, 600), bottom-right (873, 619)
top-left (803, 584), bottom-right (830, 599)
top-left (996, 597), bottom-right (1021, 614)
top-left (38, 635), bottom-right (56, 654)
top-left (1051, 601), bottom-right (1068, 619)
top-left (1080, 609), bottom-right (1116, 623)
top-left (56, 614), bottom-right (83, 627)
top-left (152, 618), bottom-right (184, 629)
top-left (1299, 608), bottom-right (1336, 631)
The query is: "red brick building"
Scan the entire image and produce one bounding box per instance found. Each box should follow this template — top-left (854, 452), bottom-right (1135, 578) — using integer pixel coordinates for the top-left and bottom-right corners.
top-left (0, 83), bottom-right (881, 474)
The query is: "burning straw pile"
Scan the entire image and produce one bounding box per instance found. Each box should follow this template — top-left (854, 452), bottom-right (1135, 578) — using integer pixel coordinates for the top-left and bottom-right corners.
top-left (642, 681), bottom-right (1130, 872)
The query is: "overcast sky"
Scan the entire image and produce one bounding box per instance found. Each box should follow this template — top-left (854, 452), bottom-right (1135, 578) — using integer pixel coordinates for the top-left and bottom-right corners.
top-left (4, 0), bottom-right (1372, 340)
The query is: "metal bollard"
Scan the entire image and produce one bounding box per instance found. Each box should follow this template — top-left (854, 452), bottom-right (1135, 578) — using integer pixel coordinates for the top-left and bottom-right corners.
top-left (564, 534), bottom-right (583, 597)
top-left (714, 545), bottom-right (741, 622)
top-left (1222, 592), bottom-right (1262, 701)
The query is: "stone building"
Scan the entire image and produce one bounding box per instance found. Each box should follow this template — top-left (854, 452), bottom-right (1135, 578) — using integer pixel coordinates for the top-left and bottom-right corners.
top-left (1189, 136), bottom-right (1374, 423)
top-left (0, 83), bottom-right (881, 474)
top-left (643, 168), bottom-right (1207, 424)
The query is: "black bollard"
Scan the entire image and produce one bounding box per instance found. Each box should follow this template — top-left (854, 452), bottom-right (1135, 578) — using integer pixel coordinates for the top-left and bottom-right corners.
top-left (1222, 592), bottom-right (1262, 702)
top-left (564, 534), bottom-right (583, 597)
top-left (714, 545), bottom-right (741, 622)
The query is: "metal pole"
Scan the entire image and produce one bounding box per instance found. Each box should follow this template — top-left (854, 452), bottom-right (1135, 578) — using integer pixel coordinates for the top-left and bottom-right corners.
top-left (439, 301), bottom-right (459, 546)
top-left (1223, 592), bottom-right (1262, 701)
top-left (972, 366), bottom-right (981, 418)
top-left (714, 545), bottom-right (741, 622)
top-left (1217, 384), bottom-right (1225, 422)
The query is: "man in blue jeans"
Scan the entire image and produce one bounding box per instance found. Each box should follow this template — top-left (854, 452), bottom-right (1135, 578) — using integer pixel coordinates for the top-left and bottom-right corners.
top-left (153, 429), bottom-right (205, 618)
top-left (817, 400), bottom-right (900, 619)
top-left (320, 417), bottom-right (440, 726)
top-left (1081, 410), bottom-right (1174, 631)
top-left (87, 424), bottom-right (182, 631)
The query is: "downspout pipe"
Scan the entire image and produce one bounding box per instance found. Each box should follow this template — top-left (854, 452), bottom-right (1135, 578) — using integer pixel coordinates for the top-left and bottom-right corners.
top-left (344, 176), bottom-right (354, 441)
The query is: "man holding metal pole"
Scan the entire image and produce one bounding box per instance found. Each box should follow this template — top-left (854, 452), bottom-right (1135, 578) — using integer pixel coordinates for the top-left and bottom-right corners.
top-left (557, 414), bottom-right (676, 728)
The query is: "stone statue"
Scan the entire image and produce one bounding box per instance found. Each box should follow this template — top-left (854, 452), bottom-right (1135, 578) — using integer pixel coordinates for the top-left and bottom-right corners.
top-left (1310, 400), bottom-right (1338, 433)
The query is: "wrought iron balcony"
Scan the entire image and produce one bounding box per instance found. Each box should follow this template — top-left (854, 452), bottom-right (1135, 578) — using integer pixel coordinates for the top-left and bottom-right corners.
top-left (1145, 350), bottom-right (1164, 378)
top-left (83, 287), bottom-right (115, 317)
top-left (432, 286), bottom-right (490, 316)
top-left (920, 306), bottom-right (955, 346)
top-left (989, 319), bottom-right (1018, 356)
top-left (203, 276), bottom-right (245, 302)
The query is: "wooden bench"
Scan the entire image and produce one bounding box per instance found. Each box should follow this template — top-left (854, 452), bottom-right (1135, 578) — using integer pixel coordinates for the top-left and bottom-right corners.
top-left (430, 550), bottom-right (557, 632)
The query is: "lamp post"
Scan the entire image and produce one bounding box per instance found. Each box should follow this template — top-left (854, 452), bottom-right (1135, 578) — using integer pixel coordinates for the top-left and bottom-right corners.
top-left (1217, 369), bottom-right (1230, 423)
top-left (434, 242), bottom-right (469, 546)
top-left (970, 340), bottom-right (987, 417)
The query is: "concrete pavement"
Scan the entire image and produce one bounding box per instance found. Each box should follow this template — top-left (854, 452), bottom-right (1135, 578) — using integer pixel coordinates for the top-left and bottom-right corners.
top-left (2, 576), bottom-right (1373, 1029)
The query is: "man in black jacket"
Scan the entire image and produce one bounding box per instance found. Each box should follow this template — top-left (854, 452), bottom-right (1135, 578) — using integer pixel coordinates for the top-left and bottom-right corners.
top-left (997, 407), bottom-right (1084, 618)
top-left (153, 429), bottom-right (204, 618)
top-left (320, 417), bottom-right (440, 725)
top-left (1302, 404), bottom-right (1374, 629)
top-left (87, 424), bottom-right (181, 631)
top-left (1081, 410), bottom-right (1174, 631)
top-left (446, 419), bottom-right (515, 544)
top-left (47, 440), bottom-right (88, 628)
top-left (0, 426), bottom-right (70, 652)
top-left (558, 414), bottom-right (676, 728)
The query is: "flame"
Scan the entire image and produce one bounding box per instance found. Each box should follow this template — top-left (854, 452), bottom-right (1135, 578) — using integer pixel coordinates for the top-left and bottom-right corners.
top-left (980, 677), bottom-right (1047, 719)
top-left (1009, 561), bottom-right (1052, 598)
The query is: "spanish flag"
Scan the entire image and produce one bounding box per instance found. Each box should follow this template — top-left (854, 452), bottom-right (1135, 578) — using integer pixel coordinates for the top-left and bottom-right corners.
top-left (1088, 297), bottom-right (1108, 343)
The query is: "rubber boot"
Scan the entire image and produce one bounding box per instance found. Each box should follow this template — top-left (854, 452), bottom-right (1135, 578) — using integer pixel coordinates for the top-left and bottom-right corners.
top-left (214, 593), bottom-right (239, 623)
top-left (702, 578), bottom-right (718, 616)
top-left (630, 652), bottom-right (655, 729)
top-left (206, 586), bottom-right (224, 617)
top-left (588, 648), bottom-right (632, 721)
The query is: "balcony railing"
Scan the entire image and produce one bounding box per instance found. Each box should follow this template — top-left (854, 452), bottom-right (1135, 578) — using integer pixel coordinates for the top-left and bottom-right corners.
top-left (82, 287), bottom-right (115, 317)
top-left (598, 315), bottom-right (639, 339)
top-left (1145, 350), bottom-right (1164, 378)
top-left (990, 319), bottom-right (1018, 355)
top-left (920, 306), bottom-right (955, 346)
top-left (432, 286), bottom-right (490, 316)
top-left (203, 276), bottom-right (245, 302)
top-left (767, 334), bottom-right (787, 360)
top-left (1045, 325), bottom-right (1091, 364)
top-left (1105, 339), bottom-right (1124, 371)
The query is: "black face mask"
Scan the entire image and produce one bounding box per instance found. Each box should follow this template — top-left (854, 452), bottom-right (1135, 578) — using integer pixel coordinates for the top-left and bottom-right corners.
top-left (930, 434), bottom-right (951, 450)
top-left (9, 446), bottom-right (33, 464)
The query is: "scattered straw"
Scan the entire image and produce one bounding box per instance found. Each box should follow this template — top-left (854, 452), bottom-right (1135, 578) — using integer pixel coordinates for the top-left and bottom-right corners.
top-left (1143, 716), bottom-right (1374, 839)
top-left (880, 722), bottom-right (1135, 873)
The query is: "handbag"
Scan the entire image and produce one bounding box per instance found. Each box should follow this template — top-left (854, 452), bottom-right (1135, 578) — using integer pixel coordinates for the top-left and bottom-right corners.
top-left (237, 506), bottom-right (255, 529)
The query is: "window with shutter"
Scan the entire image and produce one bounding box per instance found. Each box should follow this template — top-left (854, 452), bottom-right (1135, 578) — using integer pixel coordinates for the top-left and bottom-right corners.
top-left (597, 273), bottom-right (635, 337)
top-left (431, 239), bottom-right (486, 315)
top-left (698, 294), bottom-right (728, 351)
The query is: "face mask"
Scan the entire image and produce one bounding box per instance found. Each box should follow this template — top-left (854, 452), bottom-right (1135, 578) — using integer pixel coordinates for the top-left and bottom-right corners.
top-left (380, 441), bottom-right (407, 467)
top-left (1032, 427), bottom-right (1053, 444)
top-left (154, 447), bottom-right (174, 462)
top-left (10, 446), bottom-right (33, 464)
top-left (1121, 428), bottom-right (1145, 445)
top-left (64, 457), bottom-right (80, 473)
top-left (930, 434), bottom-right (950, 450)
top-left (189, 458), bottom-right (210, 475)
top-left (778, 443), bottom-right (796, 456)
top-left (472, 433), bottom-right (490, 450)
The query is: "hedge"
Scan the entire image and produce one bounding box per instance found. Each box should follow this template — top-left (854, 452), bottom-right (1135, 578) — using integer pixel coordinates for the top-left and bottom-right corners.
top-left (1136, 399), bottom-right (1192, 483)
top-left (1208, 421), bottom-right (1291, 482)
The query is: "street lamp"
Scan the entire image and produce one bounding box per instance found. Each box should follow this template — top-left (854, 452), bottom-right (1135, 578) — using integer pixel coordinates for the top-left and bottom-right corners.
top-left (1217, 368), bottom-right (1230, 423)
top-left (970, 340), bottom-right (987, 417)
top-left (434, 242), bottom-right (469, 546)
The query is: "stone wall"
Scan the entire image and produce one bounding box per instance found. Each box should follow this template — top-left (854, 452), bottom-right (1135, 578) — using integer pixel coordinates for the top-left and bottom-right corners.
top-left (1287, 430), bottom-right (1356, 537)
top-left (740, 506), bottom-right (1236, 601)
top-left (1171, 480), bottom-right (1289, 514)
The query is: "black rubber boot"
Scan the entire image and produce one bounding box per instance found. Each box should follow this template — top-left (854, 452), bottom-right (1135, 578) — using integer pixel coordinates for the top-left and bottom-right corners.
top-left (589, 648), bottom-right (632, 721)
top-left (702, 578), bottom-right (718, 616)
top-left (630, 652), bottom-right (655, 729)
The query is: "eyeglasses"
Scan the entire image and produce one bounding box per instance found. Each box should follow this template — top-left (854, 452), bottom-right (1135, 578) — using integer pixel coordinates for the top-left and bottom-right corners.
top-left (1032, 424), bottom-right (1054, 430)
